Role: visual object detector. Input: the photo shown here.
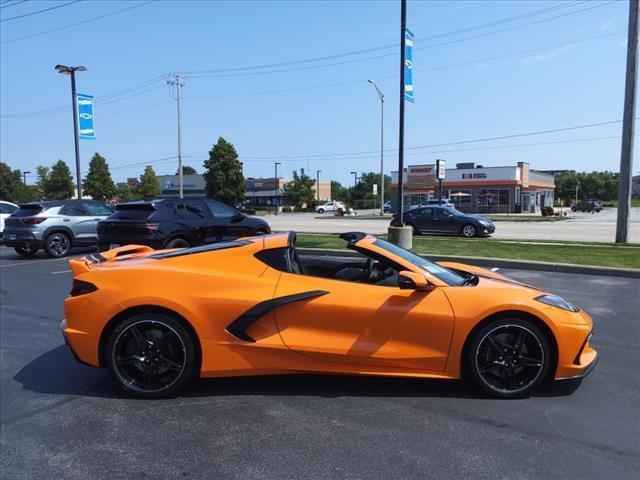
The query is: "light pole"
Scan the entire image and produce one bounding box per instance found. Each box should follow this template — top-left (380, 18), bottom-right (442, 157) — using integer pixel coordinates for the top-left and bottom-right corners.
top-left (350, 171), bottom-right (358, 189)
top-left (23, 171), bottom-right (31, 185)
top-left (167, 74), bottom-right (185, 198)
top-left (274, 162), bottom-right (281, 215)
top-left (368, 79), bottom-right (384, 216)
top-left (316, 169), bottom-right (322, 202)
top-left (55, 64), bottom-right (86, 199)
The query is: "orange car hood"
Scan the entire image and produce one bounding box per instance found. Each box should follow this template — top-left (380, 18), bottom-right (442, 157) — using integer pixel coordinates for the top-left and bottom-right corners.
top-left (437, 261), bottom-right (543, 292)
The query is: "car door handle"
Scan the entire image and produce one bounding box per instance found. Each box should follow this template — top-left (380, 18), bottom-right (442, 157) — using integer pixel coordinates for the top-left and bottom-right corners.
top-left (63, 218), bottom-right (70, 222)
top-left (93, 218), bottom-right (101, 221)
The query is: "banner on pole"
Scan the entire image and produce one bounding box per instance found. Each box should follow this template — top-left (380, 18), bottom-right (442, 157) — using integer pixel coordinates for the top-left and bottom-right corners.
top-left (404, 28), bottom-right (415, 103)
top-left (76, 93), bottom-right (95, 140)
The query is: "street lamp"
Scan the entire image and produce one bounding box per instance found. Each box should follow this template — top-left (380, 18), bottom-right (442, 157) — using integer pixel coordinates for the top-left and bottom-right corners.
top-left (316, 169), bottom-right (322, 201)
top-left (23, 171), bottom-right (31, 185)
top-left (274, 162), bottom-right (282, 215)
top-left (368, 79), bottom-right (384, 216)
top-left (55, 64), bottom-right (87, 199)
top-left (350, 171), bottom-right (358, 189)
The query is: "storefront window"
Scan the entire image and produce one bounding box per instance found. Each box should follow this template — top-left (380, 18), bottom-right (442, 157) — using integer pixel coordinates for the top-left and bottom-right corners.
top-left (477, 189), bottom-right (510, 213)
top-left (447, 189), bottom-right (471, 206)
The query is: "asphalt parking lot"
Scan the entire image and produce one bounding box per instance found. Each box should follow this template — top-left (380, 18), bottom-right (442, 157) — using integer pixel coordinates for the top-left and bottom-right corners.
top-left (1, 245), bottom-right (638, 479)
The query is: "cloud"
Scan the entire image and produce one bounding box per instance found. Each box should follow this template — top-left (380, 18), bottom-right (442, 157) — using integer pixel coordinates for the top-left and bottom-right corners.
top-left (521, 44), bottom-right (576, 64)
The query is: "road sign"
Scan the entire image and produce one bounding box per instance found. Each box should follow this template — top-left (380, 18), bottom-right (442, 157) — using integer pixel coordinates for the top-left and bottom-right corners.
top-left (76, 93), bottom-right (95, 140)
top-left (436, 159), bottom-right (446, 180)
top-left (404, 28), bottom-right (415, 103)
top-left (373, 184), bottom-right (378, 195)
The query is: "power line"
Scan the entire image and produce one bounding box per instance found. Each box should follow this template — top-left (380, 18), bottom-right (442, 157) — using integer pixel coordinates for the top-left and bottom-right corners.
top-left (0, 1), bottom-right (28, 10)
top-left (0, 0), bottom-right (80, 22)
top-left (184, 1), bottom-right (615, 79)
top-left (1, 0), bottom-right (156, 44)
top-left (180, 1), bottom-right (584, 76)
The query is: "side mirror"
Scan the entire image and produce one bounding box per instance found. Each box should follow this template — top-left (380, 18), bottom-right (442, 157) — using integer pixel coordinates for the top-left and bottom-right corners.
top-left (231, 212), bottom-right (245, 223)
top-left (398, 270), bottom-right (434, 291)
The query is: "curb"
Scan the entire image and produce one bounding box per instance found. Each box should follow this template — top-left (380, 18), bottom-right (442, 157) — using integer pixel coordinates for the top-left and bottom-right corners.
top-left (296, 248), bottom-right (640, 279)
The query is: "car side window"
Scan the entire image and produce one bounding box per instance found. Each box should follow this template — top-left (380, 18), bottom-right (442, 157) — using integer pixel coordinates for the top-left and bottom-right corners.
top-left (185, 203), bottom-right (208, 219)
top-left (0, 203), bottom-right (17, 214)
top-left (60, 203), bottom-right (87, 216)
top-left (418, 207), bottom-right (434, 216)
top-left (206, 200), bottom-right (236, 218)
top-left (84, 202), bottom-right (112, 216)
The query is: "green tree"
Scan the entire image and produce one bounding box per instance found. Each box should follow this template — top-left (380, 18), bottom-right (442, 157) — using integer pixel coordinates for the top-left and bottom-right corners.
top-left (115, 183), bottom-right (135, 203)
top-left (134, 166), bottom-right (161, 200)
top-left (331, 180), bottom-right (349, 201)
top-left (44, 160), bottom-right (74, 200)
top-left (83, 152), bottom-right (115, 201)
top-left (203, 137), bottom-right (245, 205)
top-left (177, 165), bottom-right (197, 175)
top-left (283, 168), bottom-right (315, 208)
top-left (0, 162), bottom-right (23, 202)
top-left (348, 172), bottom-right (391, 209)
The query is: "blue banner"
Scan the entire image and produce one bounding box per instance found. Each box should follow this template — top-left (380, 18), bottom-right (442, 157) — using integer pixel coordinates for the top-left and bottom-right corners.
top-left (404, 28), bottom-right (414, 103)
top-left (76, 93), bottom-right (95, 140)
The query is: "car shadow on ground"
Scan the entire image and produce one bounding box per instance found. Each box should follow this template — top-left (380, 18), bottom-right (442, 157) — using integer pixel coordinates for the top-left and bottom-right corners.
top-left (0, 246), bottom-right (97, 261)
top-left (15, 344), bottom-right (582, 400)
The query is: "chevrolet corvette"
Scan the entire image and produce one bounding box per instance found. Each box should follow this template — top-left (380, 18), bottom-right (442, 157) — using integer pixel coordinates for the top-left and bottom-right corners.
top-left (62, 232), bottom-right (597, 398)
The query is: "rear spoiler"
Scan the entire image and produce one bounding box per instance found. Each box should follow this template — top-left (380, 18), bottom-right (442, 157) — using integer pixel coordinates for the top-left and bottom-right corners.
top-left (68, 245), bottom-right (154, 276)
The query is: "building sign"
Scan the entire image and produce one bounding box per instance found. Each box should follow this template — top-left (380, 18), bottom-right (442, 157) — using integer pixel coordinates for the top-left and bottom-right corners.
top-left (404, 28), bottom-right (415, 103)
top-left (76, 93), bottom-right (95, 140)
top-left (461, 172), bottom-right (487, 179)
top-left (373, 184), bottom-right (378, 195)
top-left (436, 159), bottom-right (446, 180)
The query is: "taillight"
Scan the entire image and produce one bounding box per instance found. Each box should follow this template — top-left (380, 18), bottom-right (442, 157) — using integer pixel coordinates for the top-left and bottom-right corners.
top-left (70, 280), bottom-right (98, 297)
top-left (23, 217), bottom-right (47, 225)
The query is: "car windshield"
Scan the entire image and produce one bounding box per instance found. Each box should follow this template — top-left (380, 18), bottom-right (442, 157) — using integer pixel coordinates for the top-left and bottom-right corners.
top-left (372, 239), bottom-right (467, 286)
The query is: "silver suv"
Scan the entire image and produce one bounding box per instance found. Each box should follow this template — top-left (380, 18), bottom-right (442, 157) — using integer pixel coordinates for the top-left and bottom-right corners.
top-left (4, 200), bottom-right (112, 258)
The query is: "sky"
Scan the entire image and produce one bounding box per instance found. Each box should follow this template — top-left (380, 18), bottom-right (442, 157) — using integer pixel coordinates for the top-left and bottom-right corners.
top-left (0, 0), bottom-right (636, 187)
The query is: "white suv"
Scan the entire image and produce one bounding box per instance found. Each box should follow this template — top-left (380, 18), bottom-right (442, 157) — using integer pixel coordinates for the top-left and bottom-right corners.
top-left (315, 201), bottom-right (346, 214)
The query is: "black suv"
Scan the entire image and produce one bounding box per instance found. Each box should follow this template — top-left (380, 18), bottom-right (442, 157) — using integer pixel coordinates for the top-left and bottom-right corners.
top-left (97, 198), bottom-right (271, 251)
top-left (392, 206), bottom-right (495, 237)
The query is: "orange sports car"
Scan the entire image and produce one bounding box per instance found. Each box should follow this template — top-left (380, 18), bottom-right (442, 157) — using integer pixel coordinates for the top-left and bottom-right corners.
top-left (61, 232), bottom-right (597, 398)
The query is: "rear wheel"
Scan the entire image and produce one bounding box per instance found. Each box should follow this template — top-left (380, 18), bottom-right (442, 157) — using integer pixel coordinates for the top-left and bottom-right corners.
top-left (254, 228), bottom-right (269, 235)
top-left (105, 313), bottom-right (197, 398)
top-left (317, 208), bottom-right (324, 214)
top-left (44, 232), bottom-right (71, 258)
top-left (466, 318), bottom-right (551, 398)
top-left (461, 224), bottom-right (477, 238)
top-left (14, 244), bottom-right (37, 257)
top-left (165, 237), bottom-right (190, 249)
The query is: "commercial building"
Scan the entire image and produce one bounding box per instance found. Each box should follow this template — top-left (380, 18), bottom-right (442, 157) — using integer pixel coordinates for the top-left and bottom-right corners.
top-left (390, 162), bottom-right (555, 214)
top-left (156, 174), bottom-right (331, 207)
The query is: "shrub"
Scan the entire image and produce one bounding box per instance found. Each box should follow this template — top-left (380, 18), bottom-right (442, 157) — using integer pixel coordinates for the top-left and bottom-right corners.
top-left (541, 206), bottom-right (554, 217)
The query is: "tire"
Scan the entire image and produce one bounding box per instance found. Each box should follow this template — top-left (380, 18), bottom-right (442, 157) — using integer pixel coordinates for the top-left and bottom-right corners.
top-left (254, 228), bottom-right (269, 235)
top-left (14, 244), bottom-right (37, 257)
top-left (571, 207), bottom-right (577, 212)
top-left (461, 224), bottom-right (477, 238)
top-left (408, 223), bottom-right (418, 235)
top-left (165, 237), bottom-right (190, 249)
top-left (44, 232), bottom-right (71, 258)
top-left (465, 317), bottom-right (551, 398)
top-left (105, 312), bottom-right (197, 398)
top-left (317, 208), bottom-right (324, 214)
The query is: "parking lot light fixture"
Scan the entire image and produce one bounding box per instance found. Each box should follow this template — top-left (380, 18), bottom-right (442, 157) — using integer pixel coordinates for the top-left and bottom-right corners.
top-left (55, 64), bottom-right (87, 199)
top-left (368, 79), bottom-right (385, 216)
top-left (350, 171), bottom-right (358, 189)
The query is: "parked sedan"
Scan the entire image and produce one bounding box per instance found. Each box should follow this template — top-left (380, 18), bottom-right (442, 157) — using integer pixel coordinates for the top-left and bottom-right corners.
top-left (572, 199), bottom-right (603, 213)
top-left (0, 200), bottom-right (18, 239)
top-left (97, 198), bottom-right (271, 251)
top-left (315, 201), bottom-right (346, 214)
top-left (392, 206), bottom-right (495, 237)
top-left (4, 200), bottom-right (112, 257)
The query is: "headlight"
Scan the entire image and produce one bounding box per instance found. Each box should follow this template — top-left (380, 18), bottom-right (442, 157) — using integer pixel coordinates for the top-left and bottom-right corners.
top-left (535, 294), bottom-right (579, 312)
top-left (478, 219), bottom-right (492, 226)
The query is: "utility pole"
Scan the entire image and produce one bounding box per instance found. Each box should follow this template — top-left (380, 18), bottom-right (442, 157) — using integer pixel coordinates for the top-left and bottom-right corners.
top-left (616, 0), bottom-right (638, 243)
top-left (368, 80), bottom-right (385, 216)
top-left (274, 162), bottom-right (281, 215)
top-left (397, 0), bottom-right (407, 224)
top-left (316, 170), bottom-right (321, 201)
top-left (23, 171), bottom-right (31, 185)
top-left (350, 171), bottom-right (358, 189)
top-left (55, 64), bottom-right (86, 199)
top-left (167, 74), bottom-right (185, 198)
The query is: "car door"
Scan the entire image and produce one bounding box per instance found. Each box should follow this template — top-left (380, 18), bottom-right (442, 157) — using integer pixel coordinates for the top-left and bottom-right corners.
top-left (59, 203), bottom-right (97, 242)
top-left (174, 202), bottom-right (214, 244)
top-left (83, 202), bottom-right (112, 236)
top-left (206, 200), bottom-right (245, 240)
top-left (410, 207), bottom-right (436, 232)
top-left (432, 207), bottom-right (459, 233)
top-left (272, 270), bottom-right (455, 372)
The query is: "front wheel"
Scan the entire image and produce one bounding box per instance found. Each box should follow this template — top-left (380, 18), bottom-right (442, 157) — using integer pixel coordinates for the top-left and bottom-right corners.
top-left (466, 318), bottom-right (551, 398)
top-left (105, 313), bottom-right (197, 398)
top-left (461, 224), bottom-right (477, 238)
top-left (44, 232), bottom-right (71, 257)
top-left (317, 208), bottom-right (324, 214)
top-left (165, 237), bottom-right (190, 249)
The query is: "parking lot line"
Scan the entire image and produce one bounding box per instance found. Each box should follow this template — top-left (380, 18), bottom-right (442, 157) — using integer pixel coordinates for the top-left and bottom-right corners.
top-left (0, 256), bottom-right (79, 269)
top-left (50, 269), bottom-right (72, 275)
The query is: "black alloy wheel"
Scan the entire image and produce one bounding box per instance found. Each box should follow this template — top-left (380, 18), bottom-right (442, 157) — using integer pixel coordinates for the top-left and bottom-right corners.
top-left (165, 237), bottom-right (190, 249)
top-left (44, 232), bottom-right (71, 257)
top-left (467, 319), bottom-right (551, 398)
top-left (106, 313), bottom-right (196, 398)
